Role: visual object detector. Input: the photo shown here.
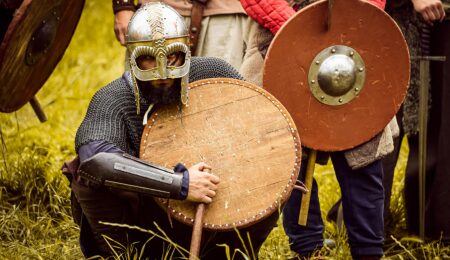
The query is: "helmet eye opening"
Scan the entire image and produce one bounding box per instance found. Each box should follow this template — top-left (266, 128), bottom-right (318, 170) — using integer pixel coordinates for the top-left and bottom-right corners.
top-left (129, 41), bottom-right (190, 81)
top-left (136, 55), bottom-right (157, 70)
top-left (167, 51), bottom-right (186, 67)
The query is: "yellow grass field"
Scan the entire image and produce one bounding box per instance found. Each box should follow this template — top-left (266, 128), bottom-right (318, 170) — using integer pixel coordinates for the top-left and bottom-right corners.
top-left (0, 1), bottom-right (448, 259)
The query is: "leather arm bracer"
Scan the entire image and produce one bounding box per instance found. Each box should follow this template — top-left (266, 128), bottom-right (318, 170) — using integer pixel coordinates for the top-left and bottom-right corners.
top-left (77, 152), bottom-right (185, 199)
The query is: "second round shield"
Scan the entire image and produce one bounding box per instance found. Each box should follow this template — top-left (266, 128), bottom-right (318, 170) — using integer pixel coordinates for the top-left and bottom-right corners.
top-left (264, 0), bottom-right (410, 151)
top-left (0, 0), bottom-right (84, 113)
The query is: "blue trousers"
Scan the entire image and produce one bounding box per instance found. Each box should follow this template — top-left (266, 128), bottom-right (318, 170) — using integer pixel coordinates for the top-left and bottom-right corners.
top-left (283, 151), bottom-right (384, 258)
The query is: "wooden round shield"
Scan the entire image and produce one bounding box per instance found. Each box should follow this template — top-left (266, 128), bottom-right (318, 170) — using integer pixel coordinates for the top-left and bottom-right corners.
top-left (264, 0), bottom-right (410, 151)
top-left (140, 78), bottom-right (301, 230)
top-left (0, 0), bottom-right (84, 113)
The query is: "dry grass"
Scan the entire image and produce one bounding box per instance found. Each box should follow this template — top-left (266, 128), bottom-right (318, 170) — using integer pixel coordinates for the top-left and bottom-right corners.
top-left (0, 1), bottom-right (449, 259)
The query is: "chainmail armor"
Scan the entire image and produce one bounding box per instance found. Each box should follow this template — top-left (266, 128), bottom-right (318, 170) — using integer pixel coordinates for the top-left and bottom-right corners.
top-left (75, 57), bottom-right (243, 156)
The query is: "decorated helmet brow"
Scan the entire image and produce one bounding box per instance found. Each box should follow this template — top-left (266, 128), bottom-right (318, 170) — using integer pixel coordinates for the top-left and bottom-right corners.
top-left (126, 2), bottom-right (191, 112)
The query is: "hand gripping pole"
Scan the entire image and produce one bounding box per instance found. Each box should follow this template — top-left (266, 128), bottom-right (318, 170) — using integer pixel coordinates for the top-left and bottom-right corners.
top-left (189, 168), bottom-right (211, 259)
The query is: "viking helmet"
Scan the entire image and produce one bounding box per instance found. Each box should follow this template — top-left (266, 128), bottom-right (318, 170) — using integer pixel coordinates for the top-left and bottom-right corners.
top-left (126, 2), bottom-right (191, 112)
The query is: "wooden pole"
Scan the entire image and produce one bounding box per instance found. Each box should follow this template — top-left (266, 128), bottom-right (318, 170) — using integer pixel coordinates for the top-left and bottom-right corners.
top-left (29, 96), bottom-right (47, 122)
top-left (189, 203), bottom-right (205, 259)
top-left (298, 149), bottom-right (317, 226)
top-left (189, 168), bottom-right (211, 260)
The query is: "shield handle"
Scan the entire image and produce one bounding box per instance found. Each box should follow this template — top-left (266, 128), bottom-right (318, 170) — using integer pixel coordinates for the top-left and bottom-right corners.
top-left (29, 96), bottom-right (47, 122)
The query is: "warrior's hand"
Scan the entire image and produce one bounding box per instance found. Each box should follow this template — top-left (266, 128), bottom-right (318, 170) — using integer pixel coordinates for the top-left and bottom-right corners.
top-left (411, 0), bottom-right (446, 25)
top-left (187, 163), bottom-right (220, 204)
top-left (114, 10), bottom-right (134, 46)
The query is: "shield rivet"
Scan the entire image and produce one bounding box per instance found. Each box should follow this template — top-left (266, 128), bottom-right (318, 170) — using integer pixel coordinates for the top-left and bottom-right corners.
top-left (331, 48), bottom-right (336, 53)
top-left (359, 67), bottom-right (364, 72)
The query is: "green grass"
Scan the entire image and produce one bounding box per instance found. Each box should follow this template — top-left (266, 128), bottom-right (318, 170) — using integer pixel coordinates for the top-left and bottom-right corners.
top-left (1, 1), bottom-right (449, 259)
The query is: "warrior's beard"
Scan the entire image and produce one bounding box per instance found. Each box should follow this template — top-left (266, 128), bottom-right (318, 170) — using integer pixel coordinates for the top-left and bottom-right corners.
top-left (138, 78), bottom-right (181, 105)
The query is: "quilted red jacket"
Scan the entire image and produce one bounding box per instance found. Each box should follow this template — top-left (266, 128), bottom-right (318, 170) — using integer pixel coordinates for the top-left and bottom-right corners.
top-left (240, 0), bottom-right (386, 34)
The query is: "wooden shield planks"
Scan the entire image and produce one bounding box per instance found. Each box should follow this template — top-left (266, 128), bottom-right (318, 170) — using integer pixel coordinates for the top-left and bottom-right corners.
top-left (0, 0), bottom-right (84, 112)
top-left (264, 0), bottom-right (410, 151)
top-left (140, 78), bottom-right (302, 230)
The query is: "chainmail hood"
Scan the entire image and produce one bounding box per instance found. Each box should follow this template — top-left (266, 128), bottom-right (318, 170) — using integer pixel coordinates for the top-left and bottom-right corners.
top-left (75, 57), bottom-right (243, 156)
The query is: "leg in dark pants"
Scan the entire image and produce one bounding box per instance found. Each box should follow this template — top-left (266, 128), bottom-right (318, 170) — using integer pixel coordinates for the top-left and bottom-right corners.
top-left (331, 152), bottom-right (384, 259)
top-left (283, 159), bottom-right (324, 256)
top-left (330, 113), bottom-right (402, 227)
top-left (283, 154), bottom-right (385, 258)
top-left (73, 181), bottom-right (192, 259)
top-left (73, 179), bottom-right (278, 259)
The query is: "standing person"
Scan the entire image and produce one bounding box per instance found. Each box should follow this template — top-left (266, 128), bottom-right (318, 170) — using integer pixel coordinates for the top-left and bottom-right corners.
top-left (112, 0), bottom-right (265, 82)
top-left (382, 0), bottom-right (449, 240)
top-left (63, 3), bottom-right (278, 258)
top-left (240, 0), bottom-right (400, 259)
top-left (327, 0), bottom-right (447, 238)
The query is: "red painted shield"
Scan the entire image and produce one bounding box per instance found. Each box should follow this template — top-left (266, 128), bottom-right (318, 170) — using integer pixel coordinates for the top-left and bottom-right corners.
top-left (264, 0), bottom-right (410, 151)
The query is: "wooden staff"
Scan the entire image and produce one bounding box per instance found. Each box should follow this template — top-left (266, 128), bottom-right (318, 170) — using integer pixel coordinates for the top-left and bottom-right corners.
top-left (29, 96), bottom-right (47, 122)
top-left (298, 149), bottom-right (317, 226)
top-left (189, 168), bottom-right (211, 260)
top-left (189, 204), bottom-right (205, 259)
